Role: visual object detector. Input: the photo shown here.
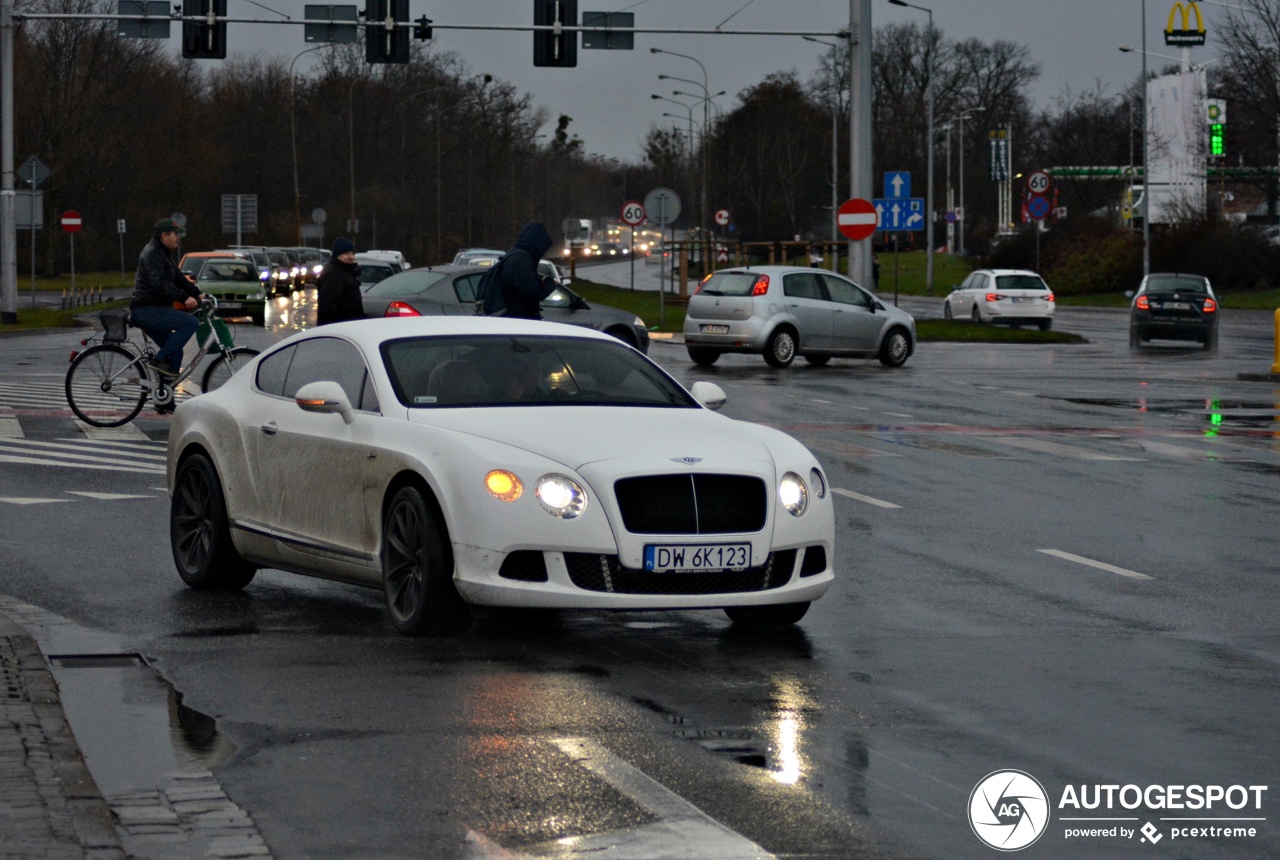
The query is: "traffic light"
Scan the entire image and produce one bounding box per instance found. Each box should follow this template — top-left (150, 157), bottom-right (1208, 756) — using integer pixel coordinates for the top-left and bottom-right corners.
top-left (1209, 123), bottom-right (1225, 156)
top-left (413, 15), bottom-right (433, 40)
top-left (182, 0), bottom-right (227, 59)
top-left (534, 0), bottom-right (577, 68)
top-left (365, 0), bottom-right (409, 64)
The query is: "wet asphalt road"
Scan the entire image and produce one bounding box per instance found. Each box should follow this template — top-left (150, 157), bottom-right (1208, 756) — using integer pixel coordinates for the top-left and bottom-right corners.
top-left (0, 292), bottom-right (1277, 859)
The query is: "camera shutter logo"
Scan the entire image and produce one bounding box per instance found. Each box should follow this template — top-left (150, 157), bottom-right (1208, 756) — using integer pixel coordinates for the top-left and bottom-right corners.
top-left (969, 770), bottom-right (1050, 851)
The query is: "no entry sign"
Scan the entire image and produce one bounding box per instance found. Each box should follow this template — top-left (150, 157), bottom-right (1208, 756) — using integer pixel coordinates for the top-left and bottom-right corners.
top-left (61, 210), bottom-right (82, 233)
top-left (837, 198), bottom-right (878, 241)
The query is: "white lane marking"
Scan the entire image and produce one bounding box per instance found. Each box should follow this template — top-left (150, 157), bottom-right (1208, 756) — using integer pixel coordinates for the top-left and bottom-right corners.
top-left (0, 497), bottom-right (73, 505)
top-left (0, 412), bottom-right (23, 438)
top-left (2, 437), bottom-right (165, 462)
top-left (75, 420), bottom-right (149, 441)
top-left (0, 453), bottom-right (165, 474)
top-left (66, 492), bottom-right (156, 501)
top-left (884, 411), bottom-right (913, 418)
top-left (986, 436), bottom-right (1142, 461)
top-left (1137, 440), bottom-right (1252, 462)
top-left (832, 487), bottom-right (902, 509)
top-left (1037, 549), bottom-right (1154, 581)
top-left (550, 737), bottom-right (776, 860)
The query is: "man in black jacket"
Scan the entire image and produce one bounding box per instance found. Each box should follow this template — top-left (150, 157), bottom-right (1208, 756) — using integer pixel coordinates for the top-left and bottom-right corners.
top-left (129, 218), bottom-right (202, 380)
top-left (316, 237), bottom-right (365, 325)
top-left (481, 222), bottom-right (557, 319)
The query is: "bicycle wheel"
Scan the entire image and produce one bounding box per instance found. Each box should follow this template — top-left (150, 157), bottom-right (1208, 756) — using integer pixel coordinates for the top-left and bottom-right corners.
top-left (65, 345), bottom-right (148, 427)
top-left (202, 347), bottom-right (261, 393)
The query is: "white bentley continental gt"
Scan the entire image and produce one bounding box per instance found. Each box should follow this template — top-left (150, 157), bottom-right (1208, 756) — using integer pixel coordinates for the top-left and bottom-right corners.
top-left (167, 318), bottom-right (835, 635)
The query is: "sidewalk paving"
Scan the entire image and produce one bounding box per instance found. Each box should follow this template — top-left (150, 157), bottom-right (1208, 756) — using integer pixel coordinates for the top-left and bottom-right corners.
top-left (0, 612), bottom-right (125, 859)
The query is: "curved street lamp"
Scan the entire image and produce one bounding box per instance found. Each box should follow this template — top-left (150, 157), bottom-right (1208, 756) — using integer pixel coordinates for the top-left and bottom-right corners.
top-left (887, 0), bottom-right (935, 290)
top-left (652, 47), bottom-right (711, 241)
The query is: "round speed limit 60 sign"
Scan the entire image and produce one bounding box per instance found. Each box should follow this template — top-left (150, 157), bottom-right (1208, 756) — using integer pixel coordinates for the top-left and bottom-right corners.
top-left (1027, 171), bottom-right (1051, 194)
top-left (621, 201), bottom-right (645, 227)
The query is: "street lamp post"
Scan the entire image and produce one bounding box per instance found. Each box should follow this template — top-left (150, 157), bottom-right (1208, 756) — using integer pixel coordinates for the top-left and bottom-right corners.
top-left (348, 77), bottom-right (359, 239)
top-left (888, 0), bottom-right (934, 291)
top-left (290, 44), bottom-right (326, 247)
top-left (955, 107), bottom-right (985, 256)
top-left (652, 48), bottom-right (711, 245)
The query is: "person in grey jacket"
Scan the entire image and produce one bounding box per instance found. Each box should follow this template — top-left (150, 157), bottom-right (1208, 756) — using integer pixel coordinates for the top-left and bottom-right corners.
top-left (129, 218), bottom-right (202, 381)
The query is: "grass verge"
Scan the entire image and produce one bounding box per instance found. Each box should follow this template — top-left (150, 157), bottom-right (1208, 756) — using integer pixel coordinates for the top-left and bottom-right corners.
top-left (0, 299), bottom-right (128, 332)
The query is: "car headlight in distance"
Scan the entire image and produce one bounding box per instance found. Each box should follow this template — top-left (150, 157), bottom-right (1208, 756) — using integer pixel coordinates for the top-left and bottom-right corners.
top-left (809, 467), bottom-right (827, 500)
top-left (485, 470), bottom-right (523, 503)
top-left (779, 472), bottom-right (809, 516)
top-left (535, 474), bottom-right (587, 519)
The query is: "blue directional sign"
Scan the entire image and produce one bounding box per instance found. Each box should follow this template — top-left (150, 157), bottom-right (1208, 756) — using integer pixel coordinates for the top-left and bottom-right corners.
top-left (884, 171), bottom-right (912, 200)
top-left (874, 197), bottom-right (926, 231)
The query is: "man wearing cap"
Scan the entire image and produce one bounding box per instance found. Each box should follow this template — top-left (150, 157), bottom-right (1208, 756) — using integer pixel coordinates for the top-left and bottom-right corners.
top-left (316, 237), bottom-right (365, 325)
top-left (129, 218), bottom-right (203, 386)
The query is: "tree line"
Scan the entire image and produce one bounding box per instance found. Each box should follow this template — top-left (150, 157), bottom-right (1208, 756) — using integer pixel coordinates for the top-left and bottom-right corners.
top-left (12, 0), bottom-right (1280, 291)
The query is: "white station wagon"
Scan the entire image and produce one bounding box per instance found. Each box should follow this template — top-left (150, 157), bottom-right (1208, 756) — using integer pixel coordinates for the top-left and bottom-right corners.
top-left (945, 268), bottom-right (1055, 330)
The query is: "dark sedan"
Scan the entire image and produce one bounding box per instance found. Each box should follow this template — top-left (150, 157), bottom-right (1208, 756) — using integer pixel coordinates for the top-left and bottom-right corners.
top-left (360, 265), bottom-right (650, 353)
top-left (1127, 273), bottom-right (1219, 349)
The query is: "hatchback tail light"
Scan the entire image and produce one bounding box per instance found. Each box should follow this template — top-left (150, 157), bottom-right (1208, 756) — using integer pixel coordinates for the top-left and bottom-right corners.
top-left (1136, 295), bottom-right (1150, 310)
top-left (1202, 297), bottom-right (1217, 313)
top-left (694, 272), bottom-right (714, 295)
top-left (385, 302), bottom-right (421, 317)
top-left (1046, 293), bottom-right (1055, 302)
top-left (752, 275), bottom-right (770, 296)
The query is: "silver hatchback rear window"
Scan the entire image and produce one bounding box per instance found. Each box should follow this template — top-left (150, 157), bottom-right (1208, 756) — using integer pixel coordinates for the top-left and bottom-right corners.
top-left (700, 272), bottom-right (763, 296)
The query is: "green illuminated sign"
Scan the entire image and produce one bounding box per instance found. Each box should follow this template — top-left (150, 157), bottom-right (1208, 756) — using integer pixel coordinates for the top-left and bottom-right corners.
top-left (1209, 123), bottom-right (1224, 156)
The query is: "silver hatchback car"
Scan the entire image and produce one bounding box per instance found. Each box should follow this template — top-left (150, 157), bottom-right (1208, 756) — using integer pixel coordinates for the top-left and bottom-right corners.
top-left (683, 266), bottom-right (917, 368)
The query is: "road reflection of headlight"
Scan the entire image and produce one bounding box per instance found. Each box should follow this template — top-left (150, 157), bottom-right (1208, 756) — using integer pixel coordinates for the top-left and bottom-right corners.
top-left (535, 474), bottom-right (587, 518)
top-left (770, 679), bottom-right (806, 785)
top-left (779, 472), bottom-right (808, 516)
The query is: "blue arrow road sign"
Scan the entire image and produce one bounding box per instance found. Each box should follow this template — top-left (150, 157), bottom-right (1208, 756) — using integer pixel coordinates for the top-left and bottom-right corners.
top-left (874, 198), bottom-right (925, 231)
top-left (884, 171), bottom-right (912, 200)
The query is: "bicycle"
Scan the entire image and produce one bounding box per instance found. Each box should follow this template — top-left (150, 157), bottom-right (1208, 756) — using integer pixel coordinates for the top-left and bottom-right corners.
top-left (65, 296), bottom-right (261, 427)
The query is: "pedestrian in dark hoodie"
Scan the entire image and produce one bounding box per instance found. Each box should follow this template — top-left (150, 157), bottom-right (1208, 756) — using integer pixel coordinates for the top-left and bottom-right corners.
top-left (316, 237), bottom-right (365, 325)
top-left (482, 222), bottom-right (557, 319)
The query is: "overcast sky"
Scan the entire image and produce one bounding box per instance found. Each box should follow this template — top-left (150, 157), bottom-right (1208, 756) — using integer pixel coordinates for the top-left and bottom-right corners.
top-left (230, 0), bottom-right (1225, 162)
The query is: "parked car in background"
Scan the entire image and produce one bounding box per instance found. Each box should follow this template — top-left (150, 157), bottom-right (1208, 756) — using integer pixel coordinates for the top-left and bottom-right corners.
top-left (267, 247), bottom-right (305, 294)
top-left (945, 268), bottom-right (1055, 330)
top-left (538, 259), bottom-right (571, 287)
top-left (166, 317), bottom-right (833, 635)
top-left (452, 248), bottom-right (504, 267)
top-left (1126, 273), bottom-right (1219, 349)
top-left (364, 249), bottom-right (410, 271)
top-left (683, 266), bottom-right (915, 368)
top-left (181, 254), bottom-right (267, 326)
top-left (354, 253), bottom-right (399, 291)
top-left (361, 265), bottom-right (650, 353)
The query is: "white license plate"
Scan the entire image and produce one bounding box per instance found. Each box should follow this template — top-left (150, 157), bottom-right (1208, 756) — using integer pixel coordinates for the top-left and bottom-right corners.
top-left (700, 324), bottom-right (730, 335)
top-left (644, 542), bottom-right (750, 572)
top-left (1011, 296), bottom-right (1036, 303)
top-left (220, 302), bottom-right (243, 309)
top-left (1165, 301), bottom-right (1192, 310)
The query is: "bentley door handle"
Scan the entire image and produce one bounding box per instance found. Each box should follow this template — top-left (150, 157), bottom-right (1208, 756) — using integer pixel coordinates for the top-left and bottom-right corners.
top-left (260, 423), bottom-right (278, 436)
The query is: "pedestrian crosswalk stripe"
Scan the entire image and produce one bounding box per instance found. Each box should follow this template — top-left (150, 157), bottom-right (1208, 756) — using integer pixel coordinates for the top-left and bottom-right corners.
top-left (66, 491), bottom-right (156, 500)
top-left (1, 437), bottom-right (165, 462)
top-left (0, 497), bottom-right (74, 505)
top-left (76, 420), bottom-right (150, 441)
top-left (0, 453), bottom-right (165, 474)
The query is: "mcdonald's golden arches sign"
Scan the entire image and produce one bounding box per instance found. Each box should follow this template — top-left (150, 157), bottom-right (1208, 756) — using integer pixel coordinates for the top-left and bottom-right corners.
top-left (1165, 1), bottom-right (1206, 46)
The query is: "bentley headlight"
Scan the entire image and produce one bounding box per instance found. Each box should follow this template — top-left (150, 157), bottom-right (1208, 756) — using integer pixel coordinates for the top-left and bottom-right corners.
top-left (485, 470), bottom-right (523, 503)
top-left (779, 472), bottom-right (809, 517)
top-left (535, 474), bottom-right (587, 519)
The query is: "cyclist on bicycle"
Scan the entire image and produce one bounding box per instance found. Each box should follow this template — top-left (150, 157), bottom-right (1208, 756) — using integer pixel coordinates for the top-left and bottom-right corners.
top-left (129, 218), bottom-right (205, 382)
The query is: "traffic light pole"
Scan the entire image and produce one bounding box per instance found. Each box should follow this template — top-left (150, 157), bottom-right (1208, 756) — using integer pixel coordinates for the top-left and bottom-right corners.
top-left (1, 0), bottom-right (16, 323)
